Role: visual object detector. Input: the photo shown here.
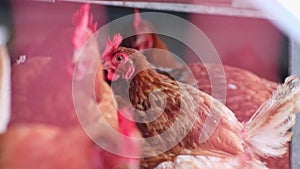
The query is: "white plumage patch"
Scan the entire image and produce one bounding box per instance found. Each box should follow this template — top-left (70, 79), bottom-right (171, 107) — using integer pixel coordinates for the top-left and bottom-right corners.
top-left (154, 155), bottom-right (268, 169)
top-left (245, 75), bottom-right (300, 157)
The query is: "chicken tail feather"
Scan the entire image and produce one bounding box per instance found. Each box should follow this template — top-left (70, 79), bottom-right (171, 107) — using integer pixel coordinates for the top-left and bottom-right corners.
top-left (245, 75), bottom-right (300, 157)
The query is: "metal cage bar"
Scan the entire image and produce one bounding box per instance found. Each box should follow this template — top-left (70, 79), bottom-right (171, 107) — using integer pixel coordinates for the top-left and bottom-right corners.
top-left (291, 40), bottom-right (300, 169)
top-left (57, 0), bottom-right (265, 18)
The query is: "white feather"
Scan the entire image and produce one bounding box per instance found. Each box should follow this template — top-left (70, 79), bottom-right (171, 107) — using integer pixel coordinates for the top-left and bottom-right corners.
top-left (154, 155), bottom-right (268, 169)
top-left (245, 75), bottom-right (300, 157)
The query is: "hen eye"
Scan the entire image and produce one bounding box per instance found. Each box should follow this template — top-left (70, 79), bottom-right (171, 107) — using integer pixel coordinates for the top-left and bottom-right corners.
top-left (115, 55), bottom-right (124, 62)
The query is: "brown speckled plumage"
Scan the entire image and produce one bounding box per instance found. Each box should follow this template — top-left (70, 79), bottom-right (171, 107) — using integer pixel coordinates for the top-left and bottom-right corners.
top-left (102, 43), bottom-right (300, 169)
top-left (180, 63), bottom-right (278, 122)
top-left (110, 51), bottom-right (245, 168)
top-left (163, 63), bottom-right (289, 169)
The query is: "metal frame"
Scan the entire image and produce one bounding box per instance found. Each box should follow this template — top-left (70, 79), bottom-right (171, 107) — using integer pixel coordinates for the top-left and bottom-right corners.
top-left (58, 0), bottom-right (266, 18)
top-left (291, 40), bottom-right (300, 169)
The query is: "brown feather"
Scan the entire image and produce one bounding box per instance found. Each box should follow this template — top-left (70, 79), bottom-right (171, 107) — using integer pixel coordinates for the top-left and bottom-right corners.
top-left (104, 43), bottom-right (299, 169)
top-left (111, 47), bottom-right (245, 168)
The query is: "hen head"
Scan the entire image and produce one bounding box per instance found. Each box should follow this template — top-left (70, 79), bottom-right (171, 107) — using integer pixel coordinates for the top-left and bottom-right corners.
top-left (122, 9), bottom-right (154, 51)
top-left (132, 9), bottom-right (154, 50)
top-left (101, 34), bottom-right (147, 81)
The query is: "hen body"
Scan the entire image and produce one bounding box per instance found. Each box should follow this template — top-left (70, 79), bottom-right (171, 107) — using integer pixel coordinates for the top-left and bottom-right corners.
top-left (121, 13), bottom-right (288, 167)
top-left (159, 63), bottom-right (290, 169)
top-left (102, 38), bottom-right (300, 169)
top-left (126, 67), bottom-right (244, 168)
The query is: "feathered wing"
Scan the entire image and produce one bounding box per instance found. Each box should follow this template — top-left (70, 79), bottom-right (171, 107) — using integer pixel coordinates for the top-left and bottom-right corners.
top-left (151, 75), bottom-right (300, 169)
top-left (159, 63), bottom-right (290, 169)
top-left (245, 75), bottom-right (300, 157)
top-left (159, 63), bottom-right (278, 122)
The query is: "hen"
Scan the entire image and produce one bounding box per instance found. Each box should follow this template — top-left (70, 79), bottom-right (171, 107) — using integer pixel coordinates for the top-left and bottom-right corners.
top-left (101, 34), bottom-right (300, 169)
top-left (4, 4), bottom-right (140, 169)
top-left (121, 13), bottom-right (288, 167)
